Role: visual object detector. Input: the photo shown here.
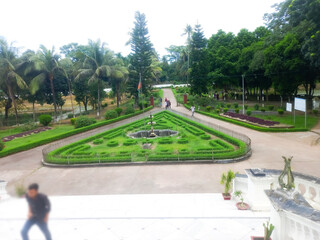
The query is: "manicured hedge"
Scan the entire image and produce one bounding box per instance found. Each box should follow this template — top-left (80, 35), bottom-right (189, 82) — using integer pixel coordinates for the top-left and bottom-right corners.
top-left (184, 104), bottom-right (307, 132)
top-left (0, 106), bottom-right (153, 158)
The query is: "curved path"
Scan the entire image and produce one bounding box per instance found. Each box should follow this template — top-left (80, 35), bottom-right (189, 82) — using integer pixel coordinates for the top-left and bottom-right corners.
top-left (0, 89), bottom-right (319, 196)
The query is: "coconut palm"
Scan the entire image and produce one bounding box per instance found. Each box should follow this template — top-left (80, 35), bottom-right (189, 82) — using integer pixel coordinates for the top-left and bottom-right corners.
top-left (27, 45), bottom-right (61, 120)
top-left (182, 24), bottom-right (193, 83)
top-left (75, 39), bottom-right (112, 117)
top-left (0, 38), bottom-right (28, 123)
top-left (110, 63), bottom-right (129, 107)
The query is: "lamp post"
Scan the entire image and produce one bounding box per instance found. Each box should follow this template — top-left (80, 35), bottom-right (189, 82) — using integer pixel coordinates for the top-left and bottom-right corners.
top-left (242, 74), bottom-right (245, 114)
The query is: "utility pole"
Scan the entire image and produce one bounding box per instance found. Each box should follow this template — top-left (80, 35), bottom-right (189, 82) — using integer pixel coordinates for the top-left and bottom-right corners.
top-left (242, 74), bottom-right (245, 114)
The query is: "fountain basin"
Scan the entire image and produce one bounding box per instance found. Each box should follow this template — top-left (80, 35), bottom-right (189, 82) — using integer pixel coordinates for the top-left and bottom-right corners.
top-left (129, 129), bottom-right (178, 138)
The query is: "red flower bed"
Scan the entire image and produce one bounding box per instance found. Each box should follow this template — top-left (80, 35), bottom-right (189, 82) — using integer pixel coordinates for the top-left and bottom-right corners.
top-left (223, 112), bottom-right (280, 126)
top-left (2, 127), bottom-right (52, 142)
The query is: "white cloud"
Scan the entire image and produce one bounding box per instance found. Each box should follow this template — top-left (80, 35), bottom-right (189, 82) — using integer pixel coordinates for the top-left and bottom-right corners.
top-left (0, 0), bottom-right (281, 57)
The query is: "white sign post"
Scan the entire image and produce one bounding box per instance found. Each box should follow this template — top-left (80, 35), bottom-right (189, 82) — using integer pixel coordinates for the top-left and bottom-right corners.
top-left (286, 103), bottom-right (292, 112)
top-left (294, 97), bottom-right (307, 128)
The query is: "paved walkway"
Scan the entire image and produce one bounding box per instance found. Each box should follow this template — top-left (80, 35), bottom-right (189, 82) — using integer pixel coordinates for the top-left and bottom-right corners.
top-left (0, 89), bottom-right (319, 196)
top-left (0, 194), bottom-right (269, 240)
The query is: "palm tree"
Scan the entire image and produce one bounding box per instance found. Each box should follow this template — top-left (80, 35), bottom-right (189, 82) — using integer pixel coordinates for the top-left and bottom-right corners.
top-left (28, 45), bottom-right (61, 120)
top-left (75, 40), bottom-right (111, 117)
top-left (110, 63), bottom-right (129, 107)
top-left (182, 24), bottom-right (193, 83)
top-left (0, 38), bottom-right (28, 124)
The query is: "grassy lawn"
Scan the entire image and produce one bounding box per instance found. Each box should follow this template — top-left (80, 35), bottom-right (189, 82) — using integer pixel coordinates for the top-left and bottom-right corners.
top-left (47, 111), bottom-right (247, 164)
top-left (3, 124), bottom-right (74, 149)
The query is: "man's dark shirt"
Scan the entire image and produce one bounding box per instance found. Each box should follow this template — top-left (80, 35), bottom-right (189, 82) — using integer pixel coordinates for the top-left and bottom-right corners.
top-left (26, 193), bottom-right (51, 221)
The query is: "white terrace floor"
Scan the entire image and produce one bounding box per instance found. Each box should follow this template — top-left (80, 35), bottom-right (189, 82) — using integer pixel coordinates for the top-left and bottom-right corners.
top-left (0, 193), bottom-right (269, 240)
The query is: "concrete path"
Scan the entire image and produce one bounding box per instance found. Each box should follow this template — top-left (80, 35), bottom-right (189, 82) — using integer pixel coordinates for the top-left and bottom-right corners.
top-left (0, 193), bottom-right (269, 240)
top-left (0, 89), bottom-right (319, 196)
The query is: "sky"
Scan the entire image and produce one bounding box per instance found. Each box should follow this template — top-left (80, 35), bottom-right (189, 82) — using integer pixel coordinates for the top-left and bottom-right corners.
top-left (0, 0), bottom-right (282, 57)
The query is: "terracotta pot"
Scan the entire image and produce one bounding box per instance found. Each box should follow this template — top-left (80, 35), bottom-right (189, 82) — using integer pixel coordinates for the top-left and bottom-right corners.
top-left (222, 193), bottom-right (231, 200)
top-left (236, 202), bottom-right (250, 210)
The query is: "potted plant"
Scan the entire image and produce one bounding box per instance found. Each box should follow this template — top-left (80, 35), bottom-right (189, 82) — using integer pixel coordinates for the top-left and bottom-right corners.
top-left (234, 191), bottom-right (249, 210)
top-left (251, 221), bottom-right (274, 240)
top-left (220, 170), bottom-right (235, 200)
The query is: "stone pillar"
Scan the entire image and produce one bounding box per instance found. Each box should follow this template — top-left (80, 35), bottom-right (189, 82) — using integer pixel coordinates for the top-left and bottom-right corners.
top-left (184, 94), bottom-right (187, 104)
top-left (150, 95), bottom-right (154, 107)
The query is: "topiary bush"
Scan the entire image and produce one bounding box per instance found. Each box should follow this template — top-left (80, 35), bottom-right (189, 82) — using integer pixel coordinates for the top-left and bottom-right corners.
top-left (246, 110), bottom-right (252, 116)
top-left (261, 108), bottom-right (266, 112)
top-left (39, 114), bottom-right (52, 126)
top-left (125, 106), bottom-right (135, 115)
top-left (70, 118), bottom-right (76, 125)
top-left (227, 104), bottom-right (231, 108)
top-left (206, 106), bottom-right (211, 112)
top-left (123, 139), bottom-right (137, 146)
top-left (177, 138), bottom-right (188, 144)
top-left (244, 105), bottom-right (248, 110)
top-left (105, 110), bottom-right (118, 120)
top-left (201, 134), bottom-right (211, 140)
top-left (75, 116), bottom-right (97, 129)
top-left (158, 137), bottom-right (174, 144)
top-left (312, 109), bottom-right (318, 115)
top-left (216, 109), bottom-right (220, 114)
top-left (277, 109), bottom-right (284, 115)
top-left (67, 113), bottom-right (74, 119)
top-left (254, 104), bottom-right (259, 110)
top-left (234, 103), bottom-right (239, 108)
top-left (115, 107), bottom-right (123, 116)
top-left (0, 140), bottom-right (5, 152)
top-left (93, 139), bottom-right (103, 145)
top-left (107, 140), bottom-right (118, 147)
top-left (268, 105), bottom-right (274, 111)
top-left (235, 108), bottom-right (240, 113)
top-left (223, 108), bottom-right (229, 113)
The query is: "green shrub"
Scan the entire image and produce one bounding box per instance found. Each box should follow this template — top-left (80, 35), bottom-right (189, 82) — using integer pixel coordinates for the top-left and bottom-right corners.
top-left (101, 102), bottom-right (108, 108)
top-left (20, 122), bottom-right (38, 131)
top-left (39, 114), bottom-right (52, 126)
top-left (75, 116), bottom-right (97, 129)
top-left (105, 110), bottom-right (118, 120)
top-left (93, 139), bottom-right (103, 145)
top-left (244, 105), bottom-right (248, 110)
top-left (107, 140), bottom-right (118, 147)
top-left (235, 108), bottom-right (240, 113)
top-left (268, 105), bottom-right (274, 111)
top-left (123, 139), bottom-right (137, 146)
top-left (111, 100), bottom-right (114, 105)
top-left (234, 103), bottom-right (239, 108)
top-left (206, 106), bottom-right (211, 112)
top-left (246, 110), bottom-right (252, 116)
top-left (125, 106), bottom-right (135, 115)
top-left (254, 104), bottom-right (259, 110)
top-left (312, 109), bottom-right (318, 115)
top-left (201, 134), bottom-right (211, 140)
top-left (226, 104), bottom-right (231, 108)
top-left (223, 108), bottom-right (228, 113)
top-left (70, 118), bottom-right (76, 125)
top-left (216, 109), bottom-right (220, 114)
top-left (261, 108), bottom-right (266, 112)
top-left (178, 149), bottom-right (189, 154)
top-left (0, 140), bottom-right (5, 151)
top-left (177, 138), bottom-right (188, 144)
top-left (277, 109), bottom-right (284, 115)
top-left (158, 137), bottom-right (173, 144)
top-left (115, 107), bottom-right (123, 116)
top-left (67, 113), bottom-right (74, 119)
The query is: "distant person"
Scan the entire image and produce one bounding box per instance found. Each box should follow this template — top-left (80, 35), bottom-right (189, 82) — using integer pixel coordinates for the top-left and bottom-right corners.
top-left (168, 100), bottom-right (171, 109)
top-left (160, 97), bottom-right (162, 108)
top-left (21, 183), bottom-right (51, 240)
top-left (191, 105), bottom-right (195, 116)
top-left (165, 100), bottom-right (168, 110)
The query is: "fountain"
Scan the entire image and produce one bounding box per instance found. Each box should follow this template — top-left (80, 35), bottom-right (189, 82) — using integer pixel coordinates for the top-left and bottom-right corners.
top-left (128, 113), bottom-right (178, 139)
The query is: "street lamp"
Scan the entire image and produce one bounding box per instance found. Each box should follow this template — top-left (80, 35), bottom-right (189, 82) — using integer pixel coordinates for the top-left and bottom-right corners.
top-left (242, 74), bottom-right (245, 114)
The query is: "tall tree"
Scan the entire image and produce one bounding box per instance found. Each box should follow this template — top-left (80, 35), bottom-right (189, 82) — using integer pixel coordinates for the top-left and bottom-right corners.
top-left (75, 39), bottom-right (111, 117)
top-left (182, 24), bottom-right (193, 83)
top-left (128, 11), bottom-right (154, 103)
top-left (28, 45), bottom-right (61, 120)
top-left (190, 24), bottom-right (209, 95)
top-left (0, 38), bottom-right (28, 123)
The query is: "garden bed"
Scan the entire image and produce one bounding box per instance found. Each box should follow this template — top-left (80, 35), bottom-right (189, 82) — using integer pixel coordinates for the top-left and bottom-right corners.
top-left (45, 111), bottom-right (249, 165)
top-left (2, 127), bottom-right (52, 142)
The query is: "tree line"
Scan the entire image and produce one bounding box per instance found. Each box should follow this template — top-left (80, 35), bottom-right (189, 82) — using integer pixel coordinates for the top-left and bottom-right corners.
top-left (0, 12), bottom-right (161, 124)
top-left (165, 0), bottom-right (320, 101)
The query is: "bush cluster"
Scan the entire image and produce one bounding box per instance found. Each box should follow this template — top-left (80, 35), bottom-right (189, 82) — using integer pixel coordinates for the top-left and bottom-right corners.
top-left (277, 109), bottom-right (284, 115)
top-left (39, 114), bottom-right (52, 126)
top-left (125, 106), bottom-right (135, 115)
top-left (105, 110), bottom-right (118, 120)
top-left (177, 138), bottom-right (188, 144)
top-left (75, 116), bottom-right (97, 129)
top-left (115, 107), bottom-right (123, 116)
top-left (107, 140), bottom-right (119, 147)
top-left (93, 139), bottom-right (103, 145)
top-left (123, 139), bottom-right (137, 146)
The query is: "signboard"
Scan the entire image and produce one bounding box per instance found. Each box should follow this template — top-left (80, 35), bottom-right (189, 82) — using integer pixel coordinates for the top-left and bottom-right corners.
top-left (294, 98), bottom-right (306, 112)
top-left (286, 103), bottom-right (292, 112)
